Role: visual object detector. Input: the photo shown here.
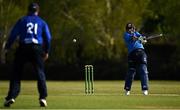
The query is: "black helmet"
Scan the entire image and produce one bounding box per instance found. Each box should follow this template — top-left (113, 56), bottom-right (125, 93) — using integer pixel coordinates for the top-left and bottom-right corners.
top-left (126, 23), bottom-right (135, 31)
top-left (28, 3), bottom-right (39, 13)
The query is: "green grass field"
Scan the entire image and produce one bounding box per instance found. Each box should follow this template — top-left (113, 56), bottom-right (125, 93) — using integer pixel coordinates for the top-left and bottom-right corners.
top-left (0, 80), bottom-right (180, 109)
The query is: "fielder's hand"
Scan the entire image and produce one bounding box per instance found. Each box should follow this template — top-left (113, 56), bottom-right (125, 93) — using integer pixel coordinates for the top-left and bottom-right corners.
top-left (1, 49), bottom-right (8, 64)
top-left (43, 53), bottom-right (49, 62)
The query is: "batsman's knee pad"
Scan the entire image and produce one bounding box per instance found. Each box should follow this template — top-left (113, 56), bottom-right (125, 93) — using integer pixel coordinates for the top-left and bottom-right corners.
top-left (142, 57), bottom-right (147, 65)
top-left (140, 54), bottom-right (147, 64)
top-left (139, 64), bottom-right (148, 75)
top-left (136, 50), bottom-right (147, 64)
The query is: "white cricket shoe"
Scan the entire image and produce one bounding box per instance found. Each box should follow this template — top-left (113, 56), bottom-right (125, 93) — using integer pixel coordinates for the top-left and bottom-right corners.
top-left (40, 99), bottom-right (47, 107)
top-left (4, 98), bottom-right (15, 107)
top-left (142, 90), bottom-right (148, 95)
top-left (125, 91), bottom-right (130, 96)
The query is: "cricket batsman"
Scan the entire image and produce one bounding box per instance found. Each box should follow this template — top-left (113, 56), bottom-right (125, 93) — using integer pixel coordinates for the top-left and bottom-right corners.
top-left (123, 23), bottom-right (149, 95)
top-left (3, 3), bottom-right (51, 107)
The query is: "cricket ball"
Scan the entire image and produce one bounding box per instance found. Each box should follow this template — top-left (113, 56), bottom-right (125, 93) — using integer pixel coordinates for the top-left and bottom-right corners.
top-left (73, 38), bottom-right (77, 43)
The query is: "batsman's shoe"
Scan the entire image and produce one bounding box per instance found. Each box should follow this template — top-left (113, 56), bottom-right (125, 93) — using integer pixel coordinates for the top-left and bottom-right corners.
top-left (142, 90), bottom-right (148, 95)
top-left (40, 99), bottom-right (47, 107)
top-left (125, 91), bottom-right (130, 96)
top-left (4, 98), bottom-right (15, 107)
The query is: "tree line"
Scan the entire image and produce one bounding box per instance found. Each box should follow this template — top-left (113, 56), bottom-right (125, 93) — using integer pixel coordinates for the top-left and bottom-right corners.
top-left (0, 0), bottom-right (179, 66)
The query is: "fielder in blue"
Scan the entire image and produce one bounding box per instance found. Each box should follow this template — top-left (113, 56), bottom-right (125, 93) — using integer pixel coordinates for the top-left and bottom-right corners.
top-left (123, 23), bottom-right (149, 95)
top-left (3, 3), bottom-right (51, 107)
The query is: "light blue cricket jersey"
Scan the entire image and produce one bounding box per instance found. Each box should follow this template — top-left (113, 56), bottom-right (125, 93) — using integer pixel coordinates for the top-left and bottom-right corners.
top-left (123, 31), bottom-right (144, 54)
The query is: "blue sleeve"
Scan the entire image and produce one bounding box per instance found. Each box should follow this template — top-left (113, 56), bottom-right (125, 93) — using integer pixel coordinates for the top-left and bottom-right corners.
top-left (5, 20), bottom-right (21, 49)
top-left (43, 23), bottom-right (51, 53)
top-left (124, 32), bottom-right (132, 42)
top-left (135, 32), bottom-right (142, 37)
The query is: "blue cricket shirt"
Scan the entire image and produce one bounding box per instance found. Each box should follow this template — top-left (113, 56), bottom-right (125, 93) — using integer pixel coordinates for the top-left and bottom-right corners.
top-left (5, 13), bottom-right (51, 53)
top-left (123, 31), bottom-right (144, 54)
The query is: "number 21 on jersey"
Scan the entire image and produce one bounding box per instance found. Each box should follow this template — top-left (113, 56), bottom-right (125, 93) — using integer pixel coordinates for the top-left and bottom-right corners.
top-left (27, 22), bottom-right (38, 35)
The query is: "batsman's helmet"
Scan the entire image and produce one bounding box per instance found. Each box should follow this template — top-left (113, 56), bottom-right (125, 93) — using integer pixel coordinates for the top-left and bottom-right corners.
top-left (126, 23), bottom-right (135, 31)
top-left (28, 3), bottom-right (39, 13)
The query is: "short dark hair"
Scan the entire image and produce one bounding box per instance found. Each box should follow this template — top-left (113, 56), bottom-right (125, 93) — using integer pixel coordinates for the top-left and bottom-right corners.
top-left (126, 23), bottom-right (135, 30)
top-left (28, 3), bottom-right (39, 13)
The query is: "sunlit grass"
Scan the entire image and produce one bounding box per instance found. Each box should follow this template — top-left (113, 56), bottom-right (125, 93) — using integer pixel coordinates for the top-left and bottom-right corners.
top-left (0, 80), bottom-right (180, 109)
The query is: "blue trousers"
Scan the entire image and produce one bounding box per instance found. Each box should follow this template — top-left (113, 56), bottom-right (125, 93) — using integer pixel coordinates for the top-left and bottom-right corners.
top-left (6, 44), bottom-right (47, 100)
top-left (124, 49), bottom-right (149, 91)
